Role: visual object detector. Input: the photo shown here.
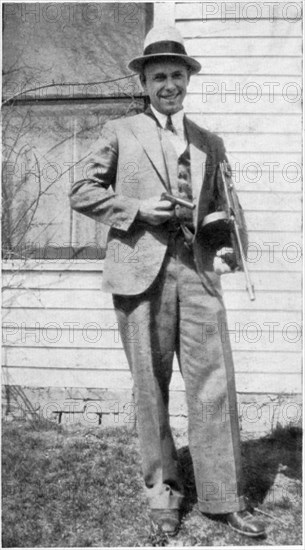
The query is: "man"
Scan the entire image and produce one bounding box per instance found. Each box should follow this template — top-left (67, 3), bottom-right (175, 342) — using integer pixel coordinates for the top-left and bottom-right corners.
top-left (70, 26), bottom-right (266, 538)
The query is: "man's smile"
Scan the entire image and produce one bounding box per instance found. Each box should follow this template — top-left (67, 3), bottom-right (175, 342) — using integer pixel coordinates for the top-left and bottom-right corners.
top-left (160, 92), bottom-right (180, 100)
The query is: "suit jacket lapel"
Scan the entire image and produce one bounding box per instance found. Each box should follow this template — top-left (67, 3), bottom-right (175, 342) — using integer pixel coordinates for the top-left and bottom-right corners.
top-left (146, 106), bottom-right (178, 192)
top-left (185, 117), bottom-right (207, 232)
top-left (128, 111), bottom-right (210, 215)
top-left (159, 132), bottom-right (179, 193)
top-left (128, 112), bottom-right (169, 191)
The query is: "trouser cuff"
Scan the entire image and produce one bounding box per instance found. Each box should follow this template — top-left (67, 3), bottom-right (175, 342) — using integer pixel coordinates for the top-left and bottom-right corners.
top-left (198, 495), bottom-right (247, 515)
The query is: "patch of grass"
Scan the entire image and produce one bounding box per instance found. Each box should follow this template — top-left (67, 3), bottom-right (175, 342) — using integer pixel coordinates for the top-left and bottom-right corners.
top-left (2, 421), bottom-right (302, 547)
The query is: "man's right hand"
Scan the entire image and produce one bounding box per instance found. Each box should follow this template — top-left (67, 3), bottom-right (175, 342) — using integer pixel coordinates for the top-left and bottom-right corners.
top-left (137, 197), bottom-right (175, 226)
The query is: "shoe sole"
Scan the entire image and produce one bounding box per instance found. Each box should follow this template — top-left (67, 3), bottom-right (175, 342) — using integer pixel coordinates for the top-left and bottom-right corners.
top-left (228, 523), bottom-right (266, 538)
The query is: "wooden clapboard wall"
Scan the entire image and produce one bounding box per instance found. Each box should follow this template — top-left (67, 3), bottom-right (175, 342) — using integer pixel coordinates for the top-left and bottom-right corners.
top-left (172, 0), bottom-right (302, 395)
top-left (2, 2), bottom-right (302, 431)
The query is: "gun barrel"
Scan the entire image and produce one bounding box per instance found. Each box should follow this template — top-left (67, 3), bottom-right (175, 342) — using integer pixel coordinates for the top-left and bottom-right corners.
top-left (161, 192), bottom-right (196, 210)
top-left (232, 218), bottom-right (255, 301)
top-left (220, 161), bottom-right (256, 301)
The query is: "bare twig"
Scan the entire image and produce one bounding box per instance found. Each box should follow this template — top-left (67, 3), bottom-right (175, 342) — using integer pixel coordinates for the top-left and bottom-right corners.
top-left (3, 109), bottom-right (31, 166)
top-left (10, 153), bottom-right (88, 239)
top-left (253, 506), bottom-right (289, 527)
top-left (15, 152), bottom-right (42, 247)
top-left (2, 74), bottom-right (139, 106)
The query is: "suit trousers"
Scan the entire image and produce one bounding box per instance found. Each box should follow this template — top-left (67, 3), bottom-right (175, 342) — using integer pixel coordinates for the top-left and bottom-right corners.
top-left (113, 231), bottom-right (246, 514)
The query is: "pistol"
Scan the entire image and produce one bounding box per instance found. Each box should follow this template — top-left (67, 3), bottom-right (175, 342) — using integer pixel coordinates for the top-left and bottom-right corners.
top-left (161, 192), bottom-right (195, 210)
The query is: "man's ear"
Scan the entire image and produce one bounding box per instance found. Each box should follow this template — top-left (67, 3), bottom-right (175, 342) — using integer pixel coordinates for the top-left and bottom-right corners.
top-left (139, 73), bottom-right (147, 93)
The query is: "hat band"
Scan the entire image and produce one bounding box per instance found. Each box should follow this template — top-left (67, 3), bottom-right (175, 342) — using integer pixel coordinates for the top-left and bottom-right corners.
top-left (144, 40), bottom-right (187, 57)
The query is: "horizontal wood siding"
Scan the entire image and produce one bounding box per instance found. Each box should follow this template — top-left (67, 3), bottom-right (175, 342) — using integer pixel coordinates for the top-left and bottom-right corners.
top-left (173, 0), bottom-right (302, 405)
top-left (2, 261), bottom-right (302, 395)
top-left (2, 261), bottom-right (302, 434)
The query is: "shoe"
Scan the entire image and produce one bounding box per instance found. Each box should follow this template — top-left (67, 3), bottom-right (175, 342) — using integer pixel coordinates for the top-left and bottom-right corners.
top-left (150, 509), bottom-right (180, 535)
top-left (226, 510), bottom-right (266, 537)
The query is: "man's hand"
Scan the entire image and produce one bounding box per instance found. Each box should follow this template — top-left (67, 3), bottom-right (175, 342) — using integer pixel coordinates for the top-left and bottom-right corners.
top-left (137, 197), bottom-right (174, 226)
top-left (213, 247), bottom-right (239, 275)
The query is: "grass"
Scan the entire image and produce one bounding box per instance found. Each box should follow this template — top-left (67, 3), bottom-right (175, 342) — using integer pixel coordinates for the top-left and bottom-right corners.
top-left (2, 420), bottom-right (302, 547)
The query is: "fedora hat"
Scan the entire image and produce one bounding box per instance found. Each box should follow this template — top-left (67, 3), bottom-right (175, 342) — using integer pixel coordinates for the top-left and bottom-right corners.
top-left (128, 26), bottom-right (201, 75)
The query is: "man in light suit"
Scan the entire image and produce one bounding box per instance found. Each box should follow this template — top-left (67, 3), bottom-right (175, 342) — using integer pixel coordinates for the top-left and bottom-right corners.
top-left (70, 26), bottom-right (266, 538)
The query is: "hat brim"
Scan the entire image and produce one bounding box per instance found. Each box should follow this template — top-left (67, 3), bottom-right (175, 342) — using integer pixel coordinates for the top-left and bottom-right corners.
top-left (128, 54), bottom-right (201, 75)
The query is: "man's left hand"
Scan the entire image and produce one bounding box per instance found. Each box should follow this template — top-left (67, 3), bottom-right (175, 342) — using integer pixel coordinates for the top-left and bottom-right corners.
top-left (213, 247), bottom-right (239, 275)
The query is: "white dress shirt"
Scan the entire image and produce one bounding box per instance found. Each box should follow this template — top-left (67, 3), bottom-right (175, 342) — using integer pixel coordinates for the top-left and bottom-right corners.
top-left (150, 105), bottom-right (187, 158)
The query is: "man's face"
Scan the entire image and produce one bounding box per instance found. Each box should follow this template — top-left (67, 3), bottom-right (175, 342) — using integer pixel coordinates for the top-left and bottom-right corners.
top-left (141, 59), bottom-right (190, 115)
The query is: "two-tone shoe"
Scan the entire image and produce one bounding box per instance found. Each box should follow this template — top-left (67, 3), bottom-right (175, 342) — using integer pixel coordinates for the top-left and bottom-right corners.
top-left (226, 510), bottom-right (266, 537)
top-left (150, 509), bottom-right (180, 535)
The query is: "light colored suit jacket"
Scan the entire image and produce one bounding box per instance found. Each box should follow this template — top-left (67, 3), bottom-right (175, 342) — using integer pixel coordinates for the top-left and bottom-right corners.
top-left (70, 110), bottom-right (229, 295)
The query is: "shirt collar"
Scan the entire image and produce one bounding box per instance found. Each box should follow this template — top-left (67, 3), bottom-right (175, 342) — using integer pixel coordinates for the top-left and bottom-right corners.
top-left (150, 105), bottom-right (185, 133)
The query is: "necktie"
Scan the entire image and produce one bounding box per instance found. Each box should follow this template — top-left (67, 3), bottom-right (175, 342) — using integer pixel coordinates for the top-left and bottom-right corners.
top-left (165, 115), bottom-right (177, 134)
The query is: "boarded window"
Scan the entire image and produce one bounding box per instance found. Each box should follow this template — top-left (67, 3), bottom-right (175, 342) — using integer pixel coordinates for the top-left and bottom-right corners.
top-left (2, 2), bottom-right (153, 259)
